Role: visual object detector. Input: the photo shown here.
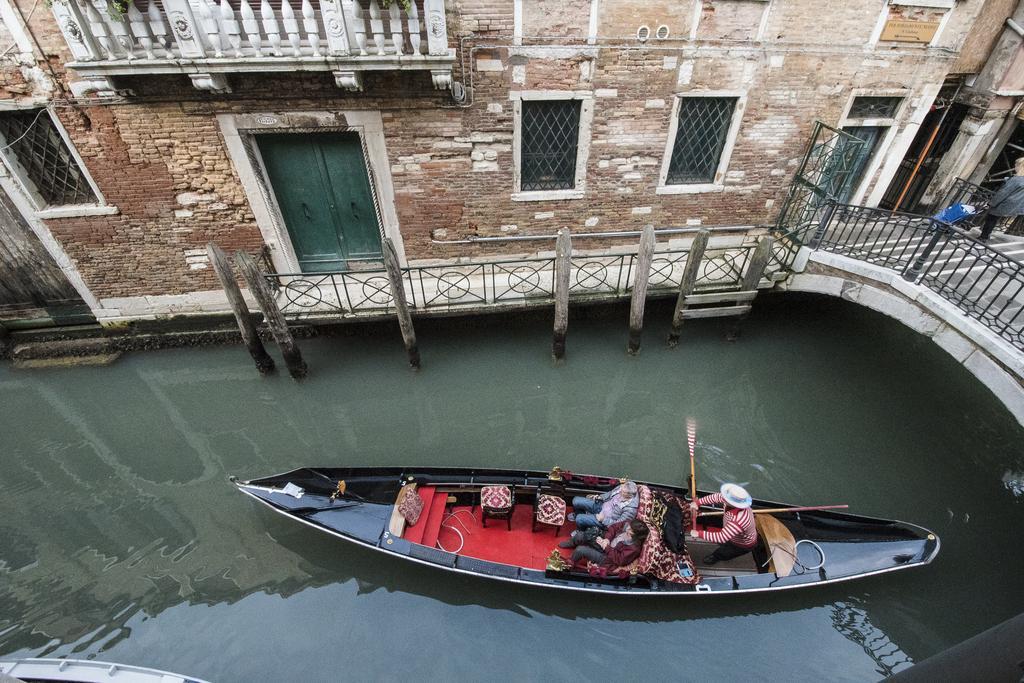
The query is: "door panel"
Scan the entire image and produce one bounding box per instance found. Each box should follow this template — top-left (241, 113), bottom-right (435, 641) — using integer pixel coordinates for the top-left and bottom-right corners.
top-left (839, 126), bottom-right (885, 203)
top-left (0, 189), bottom-right (94, 326)
top-left (257, 132), bottom-right (382, 272)
top-left (318, 135), bottom-right (382, 261)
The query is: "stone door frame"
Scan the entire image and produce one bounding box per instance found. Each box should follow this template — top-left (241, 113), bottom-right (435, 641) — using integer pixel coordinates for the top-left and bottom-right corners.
top-left (218, 110), bottom-right (406, 273)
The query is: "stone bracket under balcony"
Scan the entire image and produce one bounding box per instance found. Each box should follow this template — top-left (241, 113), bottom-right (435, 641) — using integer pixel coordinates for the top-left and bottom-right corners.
top-left (52, 0), bottom-right (454, 94)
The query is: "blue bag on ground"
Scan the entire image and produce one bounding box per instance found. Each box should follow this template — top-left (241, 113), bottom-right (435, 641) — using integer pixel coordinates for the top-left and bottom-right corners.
top-left (933, 203), bottom-right (976, 224)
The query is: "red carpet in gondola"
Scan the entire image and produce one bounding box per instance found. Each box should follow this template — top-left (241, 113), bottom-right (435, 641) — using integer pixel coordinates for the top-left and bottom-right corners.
top-left (434, 504), bottom-right (572, 570)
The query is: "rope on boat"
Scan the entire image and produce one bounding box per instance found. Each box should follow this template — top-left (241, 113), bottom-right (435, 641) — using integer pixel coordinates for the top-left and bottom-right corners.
top-left (762, 539), bottom-right (827, 574)
top-left (436, 509), bottom-right (474, 554)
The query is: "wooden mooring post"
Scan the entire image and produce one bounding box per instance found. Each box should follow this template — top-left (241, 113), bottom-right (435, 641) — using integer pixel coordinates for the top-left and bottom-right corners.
top-left (726, 235), bottom-right (775, 342)
top-left (234, 250), bottom-right (308, 379)
top-left (667, 228), bottom-right (710, 347)
top-left (381, 237), bottom-right (420, 369)
top-left (627, 225), bottom-right (656, 355)
top-left (207, 243), bottom-right (275, 374)
top-left (552, 228), bottom-right (571, 360)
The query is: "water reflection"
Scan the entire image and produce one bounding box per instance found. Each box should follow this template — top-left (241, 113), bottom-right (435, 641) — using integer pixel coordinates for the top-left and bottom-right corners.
top-left (0, 296), bottom-right (1021, 681)
top-left (831, 600), bottom-right (912, 677)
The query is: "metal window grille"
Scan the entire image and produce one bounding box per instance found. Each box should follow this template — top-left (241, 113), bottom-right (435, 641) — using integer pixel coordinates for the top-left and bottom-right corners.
top-left (666, 97), bottom-right (736, 185)
top-left (848, 97), bottom-right (903, 120)
top-left (520, 100), bottom-right (581, 191)
top-left (0, 109), bottom-right (97, 206)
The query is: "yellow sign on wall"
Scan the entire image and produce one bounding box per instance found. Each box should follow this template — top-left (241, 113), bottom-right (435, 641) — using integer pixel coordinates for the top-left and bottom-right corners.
top-left (880, 20), bottom-right (940, 43)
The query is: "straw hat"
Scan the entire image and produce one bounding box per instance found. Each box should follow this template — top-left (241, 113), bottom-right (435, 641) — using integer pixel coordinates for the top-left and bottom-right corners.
top-left (720, 483), bottom-right (752, 509)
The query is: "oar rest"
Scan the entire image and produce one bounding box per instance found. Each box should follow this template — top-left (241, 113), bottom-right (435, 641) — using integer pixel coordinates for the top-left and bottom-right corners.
top-left (756, 514), bottom-right (797, 578)
top-left (389, 483), bottom-right (418, 537)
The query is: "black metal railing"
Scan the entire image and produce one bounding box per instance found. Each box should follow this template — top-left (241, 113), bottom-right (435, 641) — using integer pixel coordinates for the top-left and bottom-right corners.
top-left (809, 201), bottom-right (1024, 350)
top-left (263, 240), bottom-right (776, 317)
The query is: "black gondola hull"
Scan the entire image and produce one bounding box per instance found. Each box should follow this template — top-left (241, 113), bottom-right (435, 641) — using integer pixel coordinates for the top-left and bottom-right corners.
top-left (234, 466), bottom-right (940, 596)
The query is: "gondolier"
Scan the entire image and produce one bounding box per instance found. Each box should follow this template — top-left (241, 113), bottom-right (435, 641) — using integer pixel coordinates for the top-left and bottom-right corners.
top-left (689, 483), bottom-right (758, 565)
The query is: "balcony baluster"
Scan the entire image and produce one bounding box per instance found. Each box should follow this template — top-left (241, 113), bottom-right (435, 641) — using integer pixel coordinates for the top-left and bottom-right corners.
top-left (301, 0), bottom-right (321, 57)
top-left (407, 1), bottom-right (421, 56)
top-left (84, 1), bottom-right (117, 60)
top-left (199, 0), bottom-right (224, 58)
top-left (368, 0), bottom-right (385, 56)
top-left (280, 0), bottom-right (302, 58)
top-left (260, 0), bottom-right (284, 56)
top-left (146, 2), bottom-right (174, 58)
top-left (105, 3), bottom-right (136, 60)
top-left (352, 2), bottom-right (367, 55)
top-left (388, 2), bottom-right (402, 55)
top-left (239, 0), bottom-right (263, 54)
top-left (126, 4), bottom-right (155, 59)
top-left (220, 0), bottom-right (244, 58)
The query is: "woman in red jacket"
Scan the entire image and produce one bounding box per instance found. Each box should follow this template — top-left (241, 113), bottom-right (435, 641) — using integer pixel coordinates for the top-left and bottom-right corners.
top-left (570, 518), bottom-right (649, 568)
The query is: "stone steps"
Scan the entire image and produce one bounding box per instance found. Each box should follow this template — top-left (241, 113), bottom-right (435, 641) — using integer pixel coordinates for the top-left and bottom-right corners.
top-left (11, 337), bottom-right (122, 367)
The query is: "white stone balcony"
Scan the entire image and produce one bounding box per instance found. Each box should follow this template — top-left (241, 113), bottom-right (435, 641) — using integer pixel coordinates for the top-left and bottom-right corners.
top-left (51, 0), bottom-right (453, 95)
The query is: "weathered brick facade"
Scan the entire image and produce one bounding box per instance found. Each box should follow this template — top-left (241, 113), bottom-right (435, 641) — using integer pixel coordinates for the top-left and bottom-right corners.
top-left (0, 0), bottom-right (1003, 318)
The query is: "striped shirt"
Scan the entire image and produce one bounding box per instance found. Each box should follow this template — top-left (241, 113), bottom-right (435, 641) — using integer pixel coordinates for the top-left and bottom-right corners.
top-left (695, 493), bottom-right (758, 548)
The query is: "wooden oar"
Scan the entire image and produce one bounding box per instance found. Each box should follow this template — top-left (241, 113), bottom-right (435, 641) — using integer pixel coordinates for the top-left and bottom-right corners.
top-left (697, 504), bottom-right (849, 517)
top-left (686, 418), bottom-right (697, 502)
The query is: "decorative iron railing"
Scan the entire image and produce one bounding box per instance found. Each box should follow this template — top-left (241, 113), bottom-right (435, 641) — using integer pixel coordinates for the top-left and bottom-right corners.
top-left (773, 122), bottom-right (868, 264)
top-left (264, 239), bottom-right (777, 317)
top-left (768, 123), bottom-right (1023, 351)
top-left (808, 201), bottom-right (1024, 350)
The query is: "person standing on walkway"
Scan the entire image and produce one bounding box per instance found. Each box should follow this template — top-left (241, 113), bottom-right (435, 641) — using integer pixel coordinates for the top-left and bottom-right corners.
top-left (980, 157), bottom-right (1024, 242)
top-left (689, 483), bottom-right (758, 565)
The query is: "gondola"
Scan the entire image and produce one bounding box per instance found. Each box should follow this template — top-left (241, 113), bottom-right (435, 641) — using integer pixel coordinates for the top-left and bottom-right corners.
top-left (0, 659), bottom-right (210, 683)
top-left (233, 466), bottom-right (940, 595)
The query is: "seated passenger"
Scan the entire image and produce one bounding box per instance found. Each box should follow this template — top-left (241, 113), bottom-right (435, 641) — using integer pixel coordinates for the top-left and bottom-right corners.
top-left (569, 480), bottom-right (638, 532)
top-left (568, 518), bottom-right (649, 569)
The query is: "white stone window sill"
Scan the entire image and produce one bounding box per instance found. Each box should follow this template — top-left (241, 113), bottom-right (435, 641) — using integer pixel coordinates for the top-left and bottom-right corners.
top-left (36, 204), bottom-right (119, 219)
top-left (844, 117), bottom-right (899, 127)
top-left (511, 189), bottom-right (585, 202)
top-left (889, 0), bottom-right (952, 8)
top-left (656, 183), bottom-right (724, 195)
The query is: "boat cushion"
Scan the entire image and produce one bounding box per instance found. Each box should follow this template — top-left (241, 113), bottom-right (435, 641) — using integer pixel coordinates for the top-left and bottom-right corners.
top-left (535, 494), bottom-right (567, 526)
top-left (481, 485), bottom-right (513, 510)
top-left (401, 487), bottom-right (436, 544)
top-left (398, 487), bottom-right (426, 525)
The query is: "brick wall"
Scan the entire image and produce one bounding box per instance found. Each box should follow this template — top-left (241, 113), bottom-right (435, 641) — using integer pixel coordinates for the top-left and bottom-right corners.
top-left (0, 0), bottom-right (993, 305)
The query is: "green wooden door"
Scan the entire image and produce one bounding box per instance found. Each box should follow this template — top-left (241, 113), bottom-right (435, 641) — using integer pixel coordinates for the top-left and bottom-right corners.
top-left (839, 126), bottom-right (885, 202)
top-left (257, 132), bottom-right (382, 272)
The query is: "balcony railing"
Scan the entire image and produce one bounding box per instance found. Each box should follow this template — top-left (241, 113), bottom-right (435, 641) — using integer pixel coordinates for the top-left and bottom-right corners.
top-left (51, 0), bottom-right (453, 94)
top-left (262, 239), bottom-right (785, 316)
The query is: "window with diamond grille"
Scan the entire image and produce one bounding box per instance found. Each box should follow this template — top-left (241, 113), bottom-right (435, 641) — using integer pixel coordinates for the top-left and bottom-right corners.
top-left (848, 96), bottom-right (903, 120)
top-left (0, 109), bottom-right (96, 206)
top-left (666, 97), bottom-right (737, 185)
top-left (520, 100), bottom-right (581, 191)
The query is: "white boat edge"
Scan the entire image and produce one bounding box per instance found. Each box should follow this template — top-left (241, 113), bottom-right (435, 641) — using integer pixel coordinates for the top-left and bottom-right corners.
top-left (0, 659), bottom-right (211, 683)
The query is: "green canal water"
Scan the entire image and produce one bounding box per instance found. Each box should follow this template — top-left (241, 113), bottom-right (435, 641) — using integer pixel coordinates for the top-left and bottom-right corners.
top-left (1, 294), bottom-right (1022, 681)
